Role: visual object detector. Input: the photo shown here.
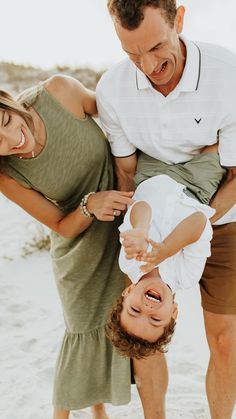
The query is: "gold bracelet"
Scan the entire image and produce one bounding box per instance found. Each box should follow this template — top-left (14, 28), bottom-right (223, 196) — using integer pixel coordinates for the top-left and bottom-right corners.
top-left (79, 192), bottom-right (96, 218)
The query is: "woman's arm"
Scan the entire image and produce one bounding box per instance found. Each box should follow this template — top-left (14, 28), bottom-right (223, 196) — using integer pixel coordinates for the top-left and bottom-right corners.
top-left (0, 175), bottom-right (133, 239)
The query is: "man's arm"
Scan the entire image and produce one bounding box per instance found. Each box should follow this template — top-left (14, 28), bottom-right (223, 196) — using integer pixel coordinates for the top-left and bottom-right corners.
top-left (96, 80), bottom-right (137, 190)
top-left (210, 168), bottom-right (236, 223)
top-left (115, 154), bottom-right (137, 191)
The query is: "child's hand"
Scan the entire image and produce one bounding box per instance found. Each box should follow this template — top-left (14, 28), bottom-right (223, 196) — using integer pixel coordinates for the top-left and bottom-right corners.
top-left (138, 239), bottom-right (168, 272)
top-left (120, 228), bottom-right (149, 259)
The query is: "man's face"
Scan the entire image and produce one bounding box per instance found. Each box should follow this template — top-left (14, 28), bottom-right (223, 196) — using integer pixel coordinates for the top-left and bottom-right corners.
top-left (114, 6), bottom-right (186, 95)
top-left (120, 275), bottom-right (178, 342)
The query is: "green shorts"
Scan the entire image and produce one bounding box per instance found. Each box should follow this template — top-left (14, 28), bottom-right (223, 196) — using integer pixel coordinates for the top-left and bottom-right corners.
top-left (135, 151), bottom-right (226, 205)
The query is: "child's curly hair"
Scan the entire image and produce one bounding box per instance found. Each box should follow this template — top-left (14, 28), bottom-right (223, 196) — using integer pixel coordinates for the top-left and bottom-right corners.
top-left (106, 295), bottom-right (176, 359)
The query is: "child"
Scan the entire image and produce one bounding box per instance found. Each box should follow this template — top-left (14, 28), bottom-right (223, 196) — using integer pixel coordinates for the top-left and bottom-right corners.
top-left (106, 146), bottom-right (226, 358)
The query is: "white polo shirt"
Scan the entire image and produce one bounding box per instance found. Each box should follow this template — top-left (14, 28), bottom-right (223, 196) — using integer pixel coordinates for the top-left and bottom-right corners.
top-left (96, 37), bottom-right (236, 224)
top-left (119, 175), bottom-right (214, 291)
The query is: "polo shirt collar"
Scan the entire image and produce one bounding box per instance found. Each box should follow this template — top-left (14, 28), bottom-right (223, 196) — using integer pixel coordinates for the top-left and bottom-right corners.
top-left (135, 35), bottom-right (201, 92)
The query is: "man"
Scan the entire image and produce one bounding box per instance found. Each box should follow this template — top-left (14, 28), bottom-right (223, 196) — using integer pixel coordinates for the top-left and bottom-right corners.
top-left (96, 1), bottom-right (236, 418)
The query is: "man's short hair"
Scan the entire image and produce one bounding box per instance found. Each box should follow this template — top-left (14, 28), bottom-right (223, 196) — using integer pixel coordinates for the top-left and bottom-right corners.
top-left (107, 0), bottom-right (177, 30)
top-left (106, 295), bottom-right (176, 359)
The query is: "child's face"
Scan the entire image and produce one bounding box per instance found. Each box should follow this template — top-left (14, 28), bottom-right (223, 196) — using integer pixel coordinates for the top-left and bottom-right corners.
top-left (120, 275), bottom-right (178, 342)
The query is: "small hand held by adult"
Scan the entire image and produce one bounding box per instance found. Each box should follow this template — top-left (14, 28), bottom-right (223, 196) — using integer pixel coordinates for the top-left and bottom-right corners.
top-left (86, 190), bottom-right (134, 221)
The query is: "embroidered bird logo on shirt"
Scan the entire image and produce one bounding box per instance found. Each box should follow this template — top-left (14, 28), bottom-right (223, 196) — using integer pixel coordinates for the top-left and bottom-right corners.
top-left (194, 118), bottom-right (202, 124)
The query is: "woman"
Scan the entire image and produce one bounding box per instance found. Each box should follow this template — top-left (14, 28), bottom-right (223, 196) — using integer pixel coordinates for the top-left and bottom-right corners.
top-left (0, 75), bottom-right (134, 419)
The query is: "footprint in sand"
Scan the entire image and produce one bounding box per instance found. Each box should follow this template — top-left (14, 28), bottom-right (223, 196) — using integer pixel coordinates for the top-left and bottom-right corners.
top-left (7, 303), bottom-right (29, 313)
top-left (19, 338), bottom-right (38, 352)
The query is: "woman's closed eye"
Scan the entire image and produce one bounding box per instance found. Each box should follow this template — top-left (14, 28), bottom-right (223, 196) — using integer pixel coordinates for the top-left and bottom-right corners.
top-left (3, 112), bottom-right (11, 127)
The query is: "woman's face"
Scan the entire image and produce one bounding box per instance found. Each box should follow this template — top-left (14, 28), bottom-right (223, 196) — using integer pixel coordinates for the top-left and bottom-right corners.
top-left (0, 109), bottom-right (35, 157)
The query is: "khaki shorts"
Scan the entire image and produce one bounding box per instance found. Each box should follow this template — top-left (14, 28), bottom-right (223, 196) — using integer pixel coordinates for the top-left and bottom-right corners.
top-left (200, 222), bottom-right (236, 314)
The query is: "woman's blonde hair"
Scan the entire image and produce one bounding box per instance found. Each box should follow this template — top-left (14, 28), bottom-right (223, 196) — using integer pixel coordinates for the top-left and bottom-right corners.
top-left (0, 89), bottom-right (34, 172)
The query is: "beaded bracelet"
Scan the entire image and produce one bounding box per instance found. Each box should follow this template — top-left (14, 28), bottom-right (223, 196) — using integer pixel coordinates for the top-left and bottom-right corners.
top-left (79, 192), bottom-right (96, 218)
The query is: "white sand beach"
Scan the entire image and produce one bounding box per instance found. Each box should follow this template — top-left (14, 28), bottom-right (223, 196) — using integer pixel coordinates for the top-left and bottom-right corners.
top-left (2, 194), bottom-right (234, 419)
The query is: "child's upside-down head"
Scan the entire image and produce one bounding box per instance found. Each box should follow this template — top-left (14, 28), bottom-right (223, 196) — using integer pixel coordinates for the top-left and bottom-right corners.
top-left (106, 269), bottom-right (178, 358)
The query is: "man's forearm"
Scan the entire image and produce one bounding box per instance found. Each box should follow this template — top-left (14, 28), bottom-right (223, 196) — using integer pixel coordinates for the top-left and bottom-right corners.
top-left (210, 170), bottom-right (236, 223)
top-left (116, 171), bottom-right (135, 191)
top-left (115, 154), bottom-right (137, 191)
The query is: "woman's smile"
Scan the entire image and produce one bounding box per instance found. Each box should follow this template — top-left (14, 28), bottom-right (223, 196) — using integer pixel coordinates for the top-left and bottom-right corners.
top-left (12, 131), bottom-right (26, 151)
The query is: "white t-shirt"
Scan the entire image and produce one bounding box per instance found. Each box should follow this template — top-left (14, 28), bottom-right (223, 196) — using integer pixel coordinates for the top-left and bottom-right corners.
top-left (119, 175), bottom-right (215, 292)
top-left (96, 37), bottom-right (236, 224)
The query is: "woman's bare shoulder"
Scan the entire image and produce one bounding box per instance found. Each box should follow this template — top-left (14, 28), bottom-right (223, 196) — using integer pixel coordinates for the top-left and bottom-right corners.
top-left (43, 75), bottom-right (96, 117)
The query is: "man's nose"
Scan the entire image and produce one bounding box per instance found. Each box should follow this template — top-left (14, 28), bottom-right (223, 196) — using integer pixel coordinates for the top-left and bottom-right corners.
top-left (140, 54), bottom-right (157, 76)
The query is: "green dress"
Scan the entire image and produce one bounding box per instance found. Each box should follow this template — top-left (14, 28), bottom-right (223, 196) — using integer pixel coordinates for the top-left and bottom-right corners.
top-left (6, 86), bottom-right (130, 410)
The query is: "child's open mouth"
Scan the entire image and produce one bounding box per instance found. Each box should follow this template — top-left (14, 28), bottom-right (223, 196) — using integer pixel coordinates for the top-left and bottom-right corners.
top-left (145, 290), bottom-right (162, 303)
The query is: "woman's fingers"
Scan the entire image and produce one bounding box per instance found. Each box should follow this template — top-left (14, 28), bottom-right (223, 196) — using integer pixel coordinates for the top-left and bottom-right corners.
top-left (112, 203), bottom-right (127, 211)
top-left (87, 190), bottom-right (134, 216)
top-left (112, 191), bottom-right (134, 205)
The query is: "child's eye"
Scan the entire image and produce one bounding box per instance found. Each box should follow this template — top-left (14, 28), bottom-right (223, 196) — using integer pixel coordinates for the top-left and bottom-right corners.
top-left (151, 317), bottom-right (161, 322)
top-left (131, 306), bottom-right (140, 313)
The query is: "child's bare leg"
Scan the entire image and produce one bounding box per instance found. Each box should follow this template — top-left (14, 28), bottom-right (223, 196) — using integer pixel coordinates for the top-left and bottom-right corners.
top-left (121, 201), bottom-right (152, 259)
top-left (201, 143), bottom-right (218, 153)
top-left (91, 404), bottom-right (109, 419)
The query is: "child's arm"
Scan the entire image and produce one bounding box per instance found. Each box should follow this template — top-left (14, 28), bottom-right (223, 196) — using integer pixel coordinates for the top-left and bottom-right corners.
top-left (120, 200), bottom-right (152, 259)
top-left (139, 211), bottom-right (207, 272)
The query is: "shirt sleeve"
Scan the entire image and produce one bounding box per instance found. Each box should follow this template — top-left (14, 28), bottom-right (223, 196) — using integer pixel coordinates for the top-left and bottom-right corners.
top-left (96, 85), bottom-right (136, 157)
top-left (219, 113), bottom-right (236, 167)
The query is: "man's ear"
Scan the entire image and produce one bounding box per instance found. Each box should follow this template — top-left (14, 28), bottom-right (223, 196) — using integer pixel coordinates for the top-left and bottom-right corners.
top-left (172, 302), bottom-right (178, 320)
top-left (174, 6), bottom-right (185, 34)
top-left (122, 284), bottom-right (135, 297)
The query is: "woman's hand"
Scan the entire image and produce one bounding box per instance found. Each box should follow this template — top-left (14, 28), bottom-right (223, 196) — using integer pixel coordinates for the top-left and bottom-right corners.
top-left (87, 190), bottom-right (134, 221)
